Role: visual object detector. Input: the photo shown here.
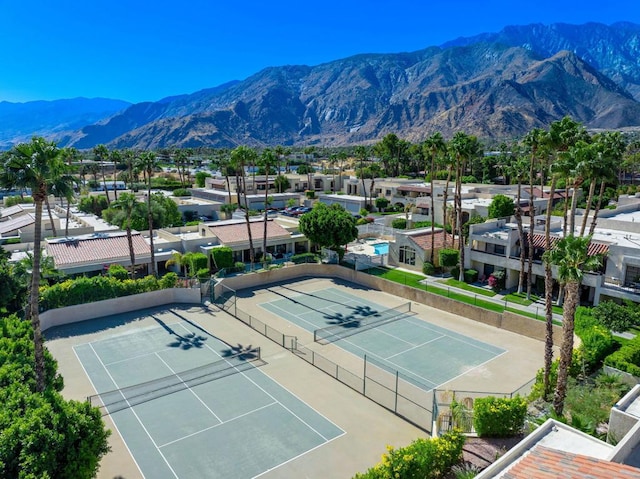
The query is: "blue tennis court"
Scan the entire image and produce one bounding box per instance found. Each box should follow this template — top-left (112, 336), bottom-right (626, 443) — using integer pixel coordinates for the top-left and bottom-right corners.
top-left (74, 310), bottom-right (343, 479)
top-left (260, 287), bottom-right (505, 390)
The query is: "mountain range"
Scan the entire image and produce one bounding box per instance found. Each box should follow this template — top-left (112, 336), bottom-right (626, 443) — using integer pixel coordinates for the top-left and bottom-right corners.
top-left (3, 21), bottom-right (640, 150)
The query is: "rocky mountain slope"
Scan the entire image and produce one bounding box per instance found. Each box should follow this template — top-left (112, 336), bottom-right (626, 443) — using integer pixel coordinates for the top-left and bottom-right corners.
top-left (4, 22), bottom-right (640, 149)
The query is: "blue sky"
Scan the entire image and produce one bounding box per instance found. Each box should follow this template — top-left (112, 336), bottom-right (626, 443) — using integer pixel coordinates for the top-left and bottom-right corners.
top-left (1, 0), bottom-right (639, 104)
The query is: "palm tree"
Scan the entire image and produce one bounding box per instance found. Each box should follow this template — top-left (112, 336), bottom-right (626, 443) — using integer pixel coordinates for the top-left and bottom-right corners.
top-left (504, 146), bottom-right (529, 294)
top-left (110, 149), bottom-right (122, 200)
top-left (449, 132), bottom-right (480, 282)
top-left (423, 132), bottom-right (446, 263)
top-left (137, 151), bottom-right (159, 276)
top-left (587, 132), bottom-right (625, 235)
top-left (231, 146), bottom-right (258, 268)
top-left (354, 145), bottom-right (369, 208)
top-left (543, 235), bottom-right (602, 416)
top-left (111, 193), bottom-right (139, 277)
top-left (260, 148), bottom-right (276, 266)
top-left (60, 147), bottom-right (81, 236)
top-left (93, 144), bottom-right (110, 205)
top-left (0, 136), bottom-right (63, 392)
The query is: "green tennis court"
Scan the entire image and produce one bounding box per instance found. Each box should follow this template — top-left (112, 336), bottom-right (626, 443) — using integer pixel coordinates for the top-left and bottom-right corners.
top-left (74, 311), bottom-right (344, 479)
top-left (260, 287), bottom-right (505, 390)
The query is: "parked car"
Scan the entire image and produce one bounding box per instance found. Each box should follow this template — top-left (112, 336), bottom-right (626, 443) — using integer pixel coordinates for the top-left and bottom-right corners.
top-left (292, 206), bottom-right (312, 216)
top-left (283, 206), bottom-right (303, 216)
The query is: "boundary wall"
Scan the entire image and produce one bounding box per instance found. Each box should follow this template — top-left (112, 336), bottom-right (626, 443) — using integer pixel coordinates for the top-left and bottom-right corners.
top-left (214, 264), bottom-right (563, 346)
top-left (40, 288), bottom-right (201, 332)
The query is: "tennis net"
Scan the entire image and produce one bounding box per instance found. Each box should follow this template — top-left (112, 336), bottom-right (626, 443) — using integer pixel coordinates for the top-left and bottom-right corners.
top-left (314, 302), bottom-right (411, 344)
top-left (88, 347), bottom-right (262, 415)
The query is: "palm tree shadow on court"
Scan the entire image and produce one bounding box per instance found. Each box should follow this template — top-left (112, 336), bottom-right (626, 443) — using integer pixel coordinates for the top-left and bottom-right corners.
top-left (323, 305), bottom-right (381, 329)
top-left (152, 315), bottom-right (207, 350)
top-left (221, 343), bottom-right (258, 360)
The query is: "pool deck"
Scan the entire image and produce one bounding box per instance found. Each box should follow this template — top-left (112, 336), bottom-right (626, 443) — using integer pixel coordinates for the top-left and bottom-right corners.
top-left (348, 238), bottom-right (390, 256)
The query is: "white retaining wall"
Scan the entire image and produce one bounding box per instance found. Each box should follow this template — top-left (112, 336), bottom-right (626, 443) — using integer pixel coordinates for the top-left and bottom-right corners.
top-left (40, 288), bottom-right (201, 332)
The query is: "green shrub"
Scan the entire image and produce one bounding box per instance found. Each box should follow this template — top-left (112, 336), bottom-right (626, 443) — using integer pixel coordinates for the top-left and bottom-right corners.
top-left (575, 307), bottom-right (618, 373)
top-left (211, 247), bottom-right (234, 269)
top-left (464, 269), bottom-right (478, 284)
top-left (353, 430), bottom-right (464, 479)
top-left (159, 272), bottom-right (178, 289)
top-left (185, 220), bottom-right (200, 226)
top-left (451, 266), bottom-right (460, 280)
top-left (473, 396), bottom-right (527, 437)
top-left (439, 248), bottom-right (459, 268)
top-left (305, 190), bottom-right (315, 199)
top-left (107, 264), bottom-right (129, 281)
top-left (172, 188), bottom-right (191, 197)
top-left (4, 196), bottom-right (34, 206)
top-left (605, 335), bottom-right (640, 376)
top-left (1, 238), bottom-right (21, 245)
top-left (392, 218), bottom-right (407, 229)
top-left (196, 268), bottom-right (210, 280)
top-left (422, 262), bottom-right (435, 275)
top-left (291, 252), bottom-right (318, 264)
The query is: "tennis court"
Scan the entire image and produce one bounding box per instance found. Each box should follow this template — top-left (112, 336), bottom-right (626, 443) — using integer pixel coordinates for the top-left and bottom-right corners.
top-left (260, 286), bottom-right (505, 391)
top-left (73, 313), bottom-right (344, 479)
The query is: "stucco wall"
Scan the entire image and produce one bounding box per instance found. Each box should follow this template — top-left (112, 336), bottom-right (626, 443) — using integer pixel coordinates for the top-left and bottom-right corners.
top-left (40, 288), bottom-right (201, 332)
top-left (215, 264), bottom-right (559, 344)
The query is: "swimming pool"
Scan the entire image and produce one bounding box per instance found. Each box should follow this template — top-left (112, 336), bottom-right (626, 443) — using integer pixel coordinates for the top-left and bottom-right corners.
top-left (373, 242), bottom-right (389, 255)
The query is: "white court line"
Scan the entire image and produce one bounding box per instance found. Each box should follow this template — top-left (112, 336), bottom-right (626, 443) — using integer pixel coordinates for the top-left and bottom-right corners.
top-left (174, 322), bottom-right (345, 442)
top-left (158, 401), bottom-right (278, 448)
top-left (73, 346), bottom-right (146, 479)
top-left (88, 343), bottom-right (180, 479)
top-left (384, 335), bottom-right (446, 360)
top-left (433, 349), bottom-right (509, 388)
top-left (154, 353), bottom-right (223, 423)
top-left (261, 301), bottom-right (324, 331)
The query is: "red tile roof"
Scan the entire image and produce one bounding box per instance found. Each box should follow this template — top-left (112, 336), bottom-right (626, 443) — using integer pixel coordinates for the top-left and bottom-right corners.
top-left (503, 446), bottom-right (640, 479)
top-left (208, 220), bottom-right (290, 245)
top-left (407, 230), bottom-right (458, 251)
top-left (47, 233), bottom-right (150, 267)
top-left (525, 233), bottom-right (609, 256)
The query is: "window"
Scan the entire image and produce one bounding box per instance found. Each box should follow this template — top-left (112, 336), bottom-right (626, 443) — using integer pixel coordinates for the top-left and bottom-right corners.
top-left (399, 246), bottom-right (416, 266)
top-left (625, 264), bottom-right (640, 286)
top-left (494, 244), bottom-right (505, 255)
top-left (386, 189), bottom-right (391, 196)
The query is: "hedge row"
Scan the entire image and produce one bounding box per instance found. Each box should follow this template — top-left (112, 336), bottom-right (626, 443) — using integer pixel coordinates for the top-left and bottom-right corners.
top-left (353, 430), bottom-right (464, 479)
top-left (575, 307), bottom-right (618, 373)
top-left (39, 273), bottom-right (178, 311)
top-left (605, 336), bottom-right (640, 376)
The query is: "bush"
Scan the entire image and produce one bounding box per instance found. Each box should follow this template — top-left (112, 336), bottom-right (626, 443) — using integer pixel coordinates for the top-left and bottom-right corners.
top-left (172, 188), bottom-right (191, 197)
top-left (423, 262), bottom-right (435, 275)
top-left (575, 307), bottom-right (618, 373)
top-left (291, 252), bottom-right (318, 264)
top-left (305, 190), bottom-right (315, 199)
top-left (439, 248), bottom-right (459, 268)
top-left (461, 175), bottom-right (477, 183)
top-left (488, 270), bottom-right (506, 292)
top-left (211, 246), bottom-right (234, 269)
top-left (451, 266), bottom-right (460, 280)
top-left (353, 430), bottom-right (464, 479)
top-left (107, 264), bottom-right (129, 281)
top-left (464, 269), bottom-right (478, 283)
top-left (605, 336), bottom-right (640, 376)
top-left (392, 218), bottom-right (407, 229)
top-left (196, 268), bottom-right (210, 280)
top-left (159, 272), bottom-right (178, 289)
top-left (473, 396), bottom-right (527, 437)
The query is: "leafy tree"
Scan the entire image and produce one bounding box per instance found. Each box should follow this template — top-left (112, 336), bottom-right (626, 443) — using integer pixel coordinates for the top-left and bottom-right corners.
top-left (298, 203), bottom-right (357, 260)
top-left (274, 173), bottom-right (290, 193)
top-left (195, 171), bottom-right (211, 187)
top-left (0, 315), bottom-right (110, 478)
top-left (487, 194), bottom-right (515, 219)
top-left (296, 164), bottom-right (315, 175)
top-left (0, 136), bottom-right (62, 392)
top-left (543, 235), bottom-right (602, 416)
top-left (593, 300), bottom-right (640, 332)
top-left (78, 195), bottom-right (109, 216)
top-left (375, 197), bottom-right (389, 212)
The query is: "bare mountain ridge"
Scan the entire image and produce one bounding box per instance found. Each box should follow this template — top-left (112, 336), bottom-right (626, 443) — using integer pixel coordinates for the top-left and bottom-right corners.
top-left (85, 39), bottom-right (640, 149)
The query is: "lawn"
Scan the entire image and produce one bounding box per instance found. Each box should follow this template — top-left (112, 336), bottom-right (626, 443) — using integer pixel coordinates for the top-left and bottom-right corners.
top-left (442, 278), bottom-right (496, 297)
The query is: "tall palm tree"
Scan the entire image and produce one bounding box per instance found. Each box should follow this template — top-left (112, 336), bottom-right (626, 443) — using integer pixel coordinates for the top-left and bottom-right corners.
top-left (423, 132), bottom-right (446, 263)
top-left (449, 132), bottom-right (480, 282)
top-left (231, 146), bottom-right (258, 268)
top-left (60, 147), bottom-right (80, 236)
top-left (260, 148), bottom-right (276, 266)
top-left (110, 149), bottom-right (122, 200)
top-left (93, 144), bottom-right (110, 205)
top-left (0, 136), bottom-right (63, 392)
top-left (111, 193), bottom-right (139, 277)
top-left (354, 145), bottom-right (369, 208)
top-left (543, 235), bottom-right (602, 416)
top-left (588, 132), bottom-right (625, 235)
top-left (46, 162), bottom-right (77, 238)
top-left (137, 151), bottom-right (159, 276)
top-left (504, 146), bottom-right (529, 294)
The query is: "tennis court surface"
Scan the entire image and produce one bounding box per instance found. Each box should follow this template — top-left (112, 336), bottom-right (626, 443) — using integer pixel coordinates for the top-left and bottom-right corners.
top-left (74, 314), bottom-right (344, 479)
top-left (260, 286), bottom-right (506, 391)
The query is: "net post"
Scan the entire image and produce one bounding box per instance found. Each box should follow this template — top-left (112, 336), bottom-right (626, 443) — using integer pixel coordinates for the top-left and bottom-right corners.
top-left (363, 355), bottom-right (367, 396)
top-left (408, 302), bottom-right (412, 312)
top-left (395, 370), bottom-right (399, 413)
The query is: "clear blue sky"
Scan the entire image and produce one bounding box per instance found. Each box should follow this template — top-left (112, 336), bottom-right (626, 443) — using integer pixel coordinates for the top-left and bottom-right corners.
top-left (1, 0), bottom-right (638, 104)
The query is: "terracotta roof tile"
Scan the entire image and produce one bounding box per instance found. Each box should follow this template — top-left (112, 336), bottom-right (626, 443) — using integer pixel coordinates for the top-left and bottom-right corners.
top-left (407, 230), bottom-right (458, 251)
top-left (47, 233), bottom-right (150, 267)
top-left (525, 232), bottom-right (609, 256)
top-left (503, 447), bottom-right (640, 479)
top-left (209, 220), bottom-right (290, 245)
